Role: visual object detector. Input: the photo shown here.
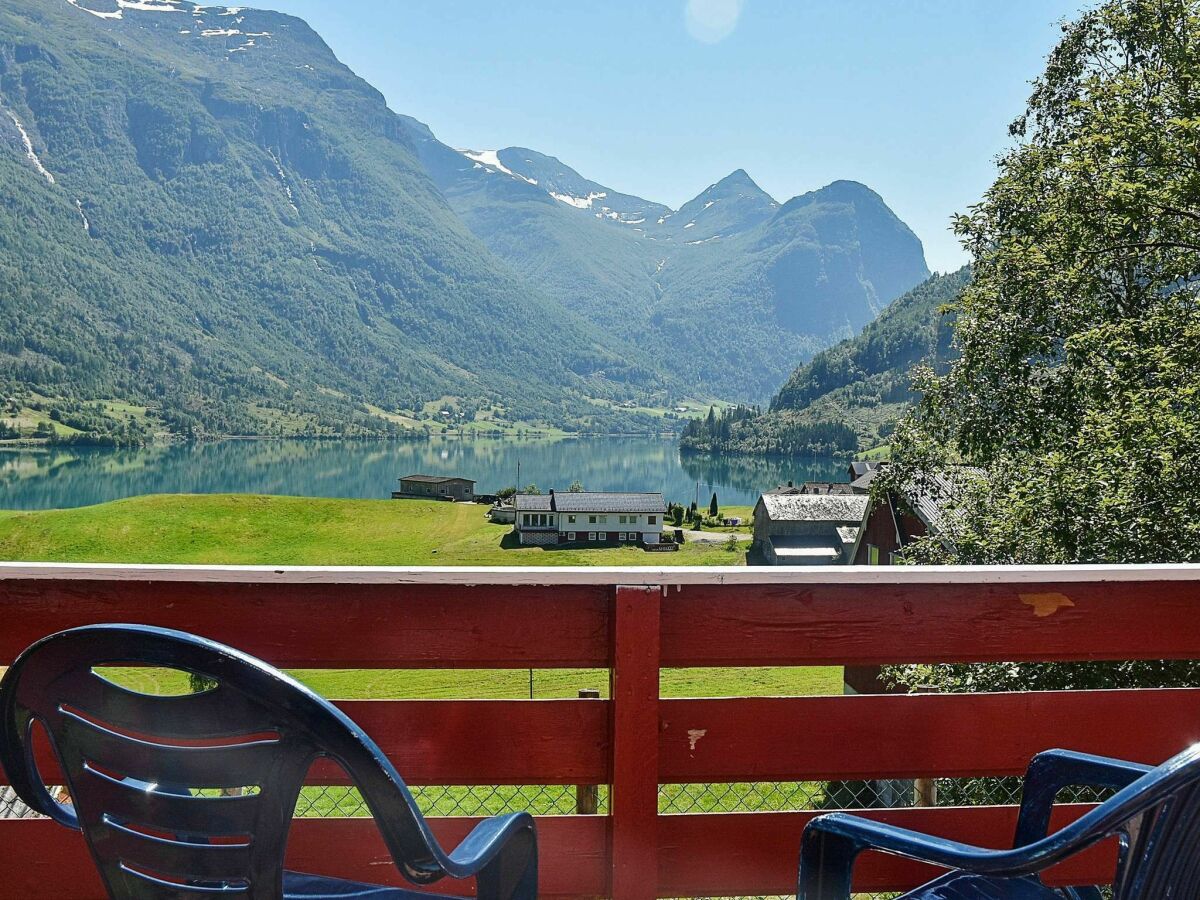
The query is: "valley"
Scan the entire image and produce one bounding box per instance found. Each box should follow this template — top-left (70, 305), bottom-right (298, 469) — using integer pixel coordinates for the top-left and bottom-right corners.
top-left (0, 0), bottom-right (928, 445)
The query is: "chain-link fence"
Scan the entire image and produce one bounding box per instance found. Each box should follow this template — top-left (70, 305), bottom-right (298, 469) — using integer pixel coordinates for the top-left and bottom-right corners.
top-left (2, 775), bottom-right (1108, 900)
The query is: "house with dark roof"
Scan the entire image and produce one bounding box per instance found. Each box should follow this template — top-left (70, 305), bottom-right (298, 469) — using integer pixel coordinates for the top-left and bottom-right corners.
top-left (766, 480), bottom-right (855, 496)
top-left (393, 474), bottom-right (476, 501)
top-left (514, 491), bottom-right (667, 547)
top-left (849, 466), bottom-right (985, 564)
top-left (751, 493), bottom-right (869, 565)
top-left (849, 460), bottom-right (881, 481)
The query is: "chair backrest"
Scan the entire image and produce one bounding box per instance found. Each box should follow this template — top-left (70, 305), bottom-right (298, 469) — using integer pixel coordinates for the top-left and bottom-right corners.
top-left (1110, 746), bottom-right (1200, 899)
top-left (0, 625), bottom-right (442, 898)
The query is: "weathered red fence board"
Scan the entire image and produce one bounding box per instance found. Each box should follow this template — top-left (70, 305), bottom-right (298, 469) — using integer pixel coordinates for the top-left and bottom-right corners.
top-left (661, 580), bottom-right (1200, 665)
top-left (0, 807), bottom-right (1115, 898)
top-left (659, 689), bottom-right (1200, 781)
top-left (0, 580), bottom-right (610, 668)
top-left (12, 699), bottom-right (611, 788)
top-left (3, 566), bottom-right (1200, 899)
top-left (0, 815), bottom-right (609, 899)
top-left (657, 806), bottom-right (1112, 896)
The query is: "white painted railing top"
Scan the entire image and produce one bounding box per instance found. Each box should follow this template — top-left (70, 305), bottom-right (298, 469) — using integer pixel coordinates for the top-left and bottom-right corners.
top-left (0, 561), bottom-right (1198, 585)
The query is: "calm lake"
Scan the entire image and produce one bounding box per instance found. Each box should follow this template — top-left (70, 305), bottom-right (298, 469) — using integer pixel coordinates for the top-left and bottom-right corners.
top-left (0, 436), bottom-right (844, 511)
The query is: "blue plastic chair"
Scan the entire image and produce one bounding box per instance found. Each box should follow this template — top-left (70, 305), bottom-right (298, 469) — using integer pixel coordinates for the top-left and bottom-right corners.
top-left (798, 743), bottom-right (1200, 899)
top-left (0, 624), bottom-right (537, 899)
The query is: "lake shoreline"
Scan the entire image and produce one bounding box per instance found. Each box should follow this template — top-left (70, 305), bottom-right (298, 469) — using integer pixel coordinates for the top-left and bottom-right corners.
top-left (0, 436), bottom-right (846, 512)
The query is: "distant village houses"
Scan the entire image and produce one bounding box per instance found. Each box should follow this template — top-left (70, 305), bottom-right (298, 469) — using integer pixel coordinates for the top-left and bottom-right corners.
top-left (393, 474), bottom-right (476, 501)
top-left (514, 491), bottom-right (667, 547)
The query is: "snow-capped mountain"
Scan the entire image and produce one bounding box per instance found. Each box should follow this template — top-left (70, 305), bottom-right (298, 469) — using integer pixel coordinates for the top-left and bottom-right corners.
top-left (399, 116), bottom-right (930, 399)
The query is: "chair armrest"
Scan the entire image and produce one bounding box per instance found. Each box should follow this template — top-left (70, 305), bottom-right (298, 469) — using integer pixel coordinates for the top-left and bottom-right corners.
top-left (799, 812), bottom-right (1032, 899)
top-left (798, 802), bottom-right (1130, 900)
top-left (443, 812), bottom-right (537, 900)
top-left (1014, 749), bottom-right (1151, 847)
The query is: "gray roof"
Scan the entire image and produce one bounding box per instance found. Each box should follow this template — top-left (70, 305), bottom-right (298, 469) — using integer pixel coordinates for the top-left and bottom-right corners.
top-left (836, 525), bottom-right (860, 546)
top-left (1, 785), bottom-right (41, 819)
top-left (399, 474), bottom-right (475, 484)
top-left (514, 491), bottom-right (666, 514)
top-left (850, 470), bottom-right (877, 492)
top-left (849, 461), bottom-right (881, 479)
top-left (769, 482), bottom-right (855, 496)
top-left (906, 467), bottom-right (985, 532)
top-left (514, 493), bottom-right (554, 511)
top-left (758, 493), bottom-right (869, 524)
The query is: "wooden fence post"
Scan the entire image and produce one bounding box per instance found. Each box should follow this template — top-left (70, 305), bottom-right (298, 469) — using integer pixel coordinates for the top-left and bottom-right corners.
top-left (576, 688), bottom-right (601, 815)
top-left (913, 685), bottom-right (939, 807)
top-left (609, 585), bottom-right (661, 900)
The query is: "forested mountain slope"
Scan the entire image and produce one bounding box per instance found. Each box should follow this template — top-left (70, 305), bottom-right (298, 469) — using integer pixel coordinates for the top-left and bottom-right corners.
top-left (403, 120), bottom-right (933, 401)
top-left (0, 0), bottom-right (667, 437)
top-left (0, 0), bottom-right (932, 440)
top-left (680, 267), bottom-right (969, 455)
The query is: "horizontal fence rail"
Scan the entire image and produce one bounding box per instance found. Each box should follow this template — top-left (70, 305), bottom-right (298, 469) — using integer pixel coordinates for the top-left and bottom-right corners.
top-left (1, 563), bottom-right (1199, 899)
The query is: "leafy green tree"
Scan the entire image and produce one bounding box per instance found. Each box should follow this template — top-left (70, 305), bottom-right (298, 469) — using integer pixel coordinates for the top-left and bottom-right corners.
top-left (885, 0), bottom-right (1200, 700)
top-left (568, 480), bottom-right (584, 492)
top-left (708, 492), bottom-right (719, 518)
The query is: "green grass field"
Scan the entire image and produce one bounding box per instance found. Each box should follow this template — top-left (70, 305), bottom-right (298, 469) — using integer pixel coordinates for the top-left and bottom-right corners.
top-left (0, 493), bottom-right (746, 565)
top-left (93, 663), bottom-right (842, 818)
top-left (2, 493), bottom-right (847, 820)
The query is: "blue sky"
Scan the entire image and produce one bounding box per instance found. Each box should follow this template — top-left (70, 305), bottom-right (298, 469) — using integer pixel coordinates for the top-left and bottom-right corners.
top-left (266, 0), bottom-right (1085, 272)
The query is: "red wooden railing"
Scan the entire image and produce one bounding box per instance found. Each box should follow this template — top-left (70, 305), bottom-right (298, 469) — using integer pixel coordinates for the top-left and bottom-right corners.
top-left (2, 563), bottom-right (1200, 898)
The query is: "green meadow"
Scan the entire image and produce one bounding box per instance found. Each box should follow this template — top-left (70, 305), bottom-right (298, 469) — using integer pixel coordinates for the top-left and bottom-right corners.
top-left (0, 493), bottom-right (742, 566)
top-left (3, 493), bottom-right (842, 817)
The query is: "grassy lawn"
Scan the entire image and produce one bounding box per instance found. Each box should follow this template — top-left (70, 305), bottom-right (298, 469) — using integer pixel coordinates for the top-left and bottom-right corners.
top-left (94, 663), bottom-right (842, 818)
top-left (98, 664), bottom-right (841, 701)
top-left (4, 493), bottom-right (847, 820)
top-left (0, 493), bottom-right (746, 565)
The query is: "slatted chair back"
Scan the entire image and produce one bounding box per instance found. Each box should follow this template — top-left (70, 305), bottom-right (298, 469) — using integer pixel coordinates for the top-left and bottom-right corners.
top-left (1110, 750), bottom-right (1200, 899)
top-left (0, 624), bottom-right (444, 898)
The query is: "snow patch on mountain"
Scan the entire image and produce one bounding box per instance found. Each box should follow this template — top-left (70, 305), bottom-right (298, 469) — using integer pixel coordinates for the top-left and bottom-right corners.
top-left (458, 149), bottom-right (537, 185)
top-left (5, 110), bottom-right (55, 184)
top-left (65, 0), bottom-right (123, 19)
top-left (551, 190), bottom-right (606, 210)
top-left (461, 149), bottom-right (513, 176)
top-left (122, 0), bottom-right (185, 10)
top-left (66, 0), bottom-right (252, 21)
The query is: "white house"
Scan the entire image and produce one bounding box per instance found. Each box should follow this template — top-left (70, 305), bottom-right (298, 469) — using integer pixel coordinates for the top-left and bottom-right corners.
top-left (514, 491), bottom-right (667, 546)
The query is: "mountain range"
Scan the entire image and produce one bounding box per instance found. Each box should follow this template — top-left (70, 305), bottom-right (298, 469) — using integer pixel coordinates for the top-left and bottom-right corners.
top-left (0, 0), bottom-right (930, 438)
top-left (679, 267), bottom-right (970, 456)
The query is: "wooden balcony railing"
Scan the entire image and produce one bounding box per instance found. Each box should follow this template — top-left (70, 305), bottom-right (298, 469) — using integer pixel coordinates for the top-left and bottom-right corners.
top-left (2, 563), bottom-right (1200, 898)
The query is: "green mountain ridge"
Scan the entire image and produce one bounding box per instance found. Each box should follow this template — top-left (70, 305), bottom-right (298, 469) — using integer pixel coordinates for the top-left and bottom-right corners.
top-left (0, 0), bottom-right (931, 441)
top-left (679, 267), bottom-right (970, 456)
top-left (408, 124), bottom-right (933, 400)
top-left (0, 0), bottom-right (678, 438)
